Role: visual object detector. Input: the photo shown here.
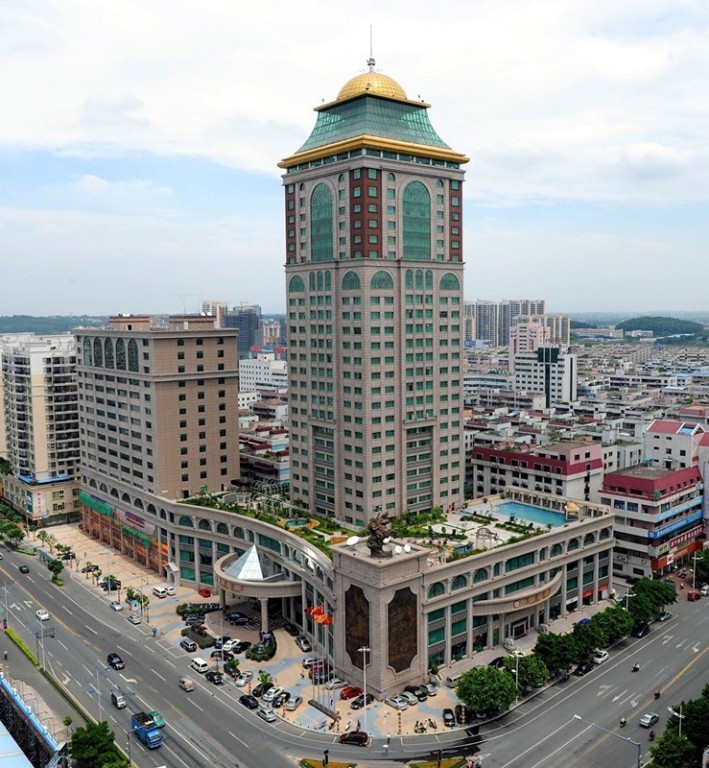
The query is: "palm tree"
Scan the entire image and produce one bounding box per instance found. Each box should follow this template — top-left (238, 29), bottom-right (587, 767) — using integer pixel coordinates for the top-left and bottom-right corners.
top-left (37, 530), bottom-right (48, 547)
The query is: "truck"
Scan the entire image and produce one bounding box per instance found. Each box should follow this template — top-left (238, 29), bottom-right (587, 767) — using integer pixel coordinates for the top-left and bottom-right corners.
top-left (131, 712), bottom-right (163, 749)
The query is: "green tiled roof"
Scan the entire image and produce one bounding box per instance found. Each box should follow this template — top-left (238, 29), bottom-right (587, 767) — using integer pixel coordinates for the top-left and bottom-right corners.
top-left (296, 95), bottom-right (450, 155)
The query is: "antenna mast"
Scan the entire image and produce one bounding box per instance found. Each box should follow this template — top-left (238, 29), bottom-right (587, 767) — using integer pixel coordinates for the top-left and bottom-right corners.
top-left (367, 24), bottom-right (375, 70)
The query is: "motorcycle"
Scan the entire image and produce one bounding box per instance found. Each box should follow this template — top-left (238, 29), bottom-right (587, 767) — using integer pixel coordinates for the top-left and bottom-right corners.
top-left (620, 718), bottom-right (627, 728)
top-left (632, 663), bottom-right (640, 672)
top-left (654, 690), bottom-right (661, 699)
top-left (649, 730), bottom-right (656, 742)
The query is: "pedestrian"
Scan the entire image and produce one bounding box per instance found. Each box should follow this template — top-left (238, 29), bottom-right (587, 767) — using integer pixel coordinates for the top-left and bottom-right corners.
top-left (356, 719), bottom-right (361, 731)
top-left (680, 582), bottom-right (685, 590)
top-left (387, 732), bottom-right (391, 745)
top-left (300, 671), bottom-right (305, 679)
top-left (383, 744), bottom-right (389, 754)
top-left (3, 651), bottom-right (6, 661)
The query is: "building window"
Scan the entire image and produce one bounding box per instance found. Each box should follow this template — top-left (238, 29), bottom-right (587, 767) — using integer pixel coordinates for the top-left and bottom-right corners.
top-left (403, 181), bottom-right (431, 261)
top-left (311, 183), bottom-right (334, 262)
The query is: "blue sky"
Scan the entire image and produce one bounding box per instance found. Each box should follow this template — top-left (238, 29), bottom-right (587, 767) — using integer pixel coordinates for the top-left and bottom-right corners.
top-left (1, 0), bottom-right (708, 315)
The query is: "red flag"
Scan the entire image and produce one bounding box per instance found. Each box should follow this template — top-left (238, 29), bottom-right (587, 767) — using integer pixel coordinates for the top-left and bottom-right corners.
top-left (310, 605), bottom-right (324, 617)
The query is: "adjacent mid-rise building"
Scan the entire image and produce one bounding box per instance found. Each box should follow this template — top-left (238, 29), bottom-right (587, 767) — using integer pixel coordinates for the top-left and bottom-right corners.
top-left (513, 347), bottom-right (578, 406)
top-left (281, 60), bottom-right (468, 525)
top-left (238, 352), bottom-right (288, 396)
top-left (223, 304), bottom-right (262, 358)
top-left (0, 334), bottom-right (80, 524)
top-left (509, 320), bottom-right (549, 371)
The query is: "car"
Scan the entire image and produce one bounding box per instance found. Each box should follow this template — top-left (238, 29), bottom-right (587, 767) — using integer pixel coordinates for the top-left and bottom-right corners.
top-left (127, 614), bottom-right (141, 625)
top-left (58, 551), bottom-right (76, 561)
top-left (385, 695), bottom-right (408, 711)
top-left (701, 585), bottom-right (709, 597)
top-left (404, 685), bottom-right (428, 702)
top-left (272, 691), bottom-right (291, 708)
top-left (340, 686), bottom-right (363, 700)
top-left (633, 624), bottom-right (651, 638)
top-left (301, 656), bottom-right (321, 669)
top-left (252, 682), bottom-right (273, 698)
top-left (283, 621), bottom-right (300, 637)
top-left (210, 650), bottom-right (234, 662)
top-left (687, 591), bottom-right (700, 602)
top-left (639, 712), bottom-right (660, 728)
top-left (198, 588), bottom-right (211, 598)
top-left (657, 611), bottom-right (672, 622)
top-left (296, 636), bottom-right (312, 652)
top-left (36, 609), bottom-right (50, 621)
top-left (147, 710), bottom-right (165, 728)
top-left (109, 601), bottom-right (123, 612)
top-left (421, 682), bottom-right (438, 697)
top-left (107, 653), bottom-right (124, 670)
top-left (220, 639), bottom-right (236, 652)
top-left (262, 686), bottom-right (284, 703)
top-left (205, 670), bottom-right (224, 685)
top-left (489, 656), bottom-right (506, 669)
top-left (257, 706), bottom-right (277, 723)
top-left (19, 565), bottom-right (30, 574)
top-left (677, 569), bottom-right (687, 579)
top-left (338, 731), bottom-right (369, 746)
top-left (574, 661), bottom-right (593, 677)
top-left (442, 708), bottom-right (456, 727)
top-left (235, 671), bottom-right (253, 687)
top-left (350, 693), bottom-right (374, 710)
top-left (227, 615), bottom-right (250, 626)
top-left (101, 579), bottom-right (121, 591)
top-left (592, 650), bottom-right (609, 665)
top-left (399, 691), bottom-right (419, 706)
top-left (285, 695), bottom-right (303, 711)
top-left (179, 676), bottom-right (195, 692)
top-left (180, 638), bottom-right (198, 652)
top-left (81, 564), bottom-right (99, 573)
top-left (232, 640), bottom-right (252, 654)
top-left (325, 677), bottom-right (348, 690)
top-left (239, 694), bottom-right (259, 710)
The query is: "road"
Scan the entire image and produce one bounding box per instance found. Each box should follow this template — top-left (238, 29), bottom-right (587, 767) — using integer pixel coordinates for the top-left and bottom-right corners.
top-left (2, 544), bottom-right (706, 768)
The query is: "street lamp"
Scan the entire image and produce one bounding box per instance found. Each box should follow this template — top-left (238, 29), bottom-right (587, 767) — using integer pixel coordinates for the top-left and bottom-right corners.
top-left (358, 646), bottom-right (370, 733)
top-left (668, 704), bottom-right (685, 738)
top-left (691, 553), bottom-right (698, 591)
top-left (573, 714), bottom-right (642, 768)
top-left (623, 593), bottom-right (636, 611)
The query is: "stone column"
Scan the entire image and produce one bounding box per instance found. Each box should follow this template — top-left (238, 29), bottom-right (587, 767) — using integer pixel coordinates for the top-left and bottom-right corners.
top-left (260, 597), bottom-right (269, 632)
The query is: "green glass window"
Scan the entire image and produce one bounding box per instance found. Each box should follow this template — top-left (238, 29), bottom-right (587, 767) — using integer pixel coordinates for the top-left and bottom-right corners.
top-left (82, 337), bottom-right (93, 365)
top-left (309, 272), bottom-right (316, 290)
top-left (127, 339), bottom-right (139, 372)
top-left (310, 183), bottom-right (334, 262)
top-left (427, 582), bottom-right (445, 599)
top-left (103, 338), bottom-right (114, 368)
top-left (405, 269), bottom-right (414, 289)
top-left (403, 181), bottom-right (431, 260)
top-left (370, 270), bottom-right (394, 290)
top-left (289, 275), bottom-right (305, 292)
top-left (440, 273), bottom-right (460, 290)
top-left (115, 338), bottom-right (126, 369)
top-left (415, 269), bottom-right (424, 289)
top-left (93, 338), bottom-right (103, 366)
top-left (317, 271), bottom-right (324, 291)
top-left (342, 271), bottom-right (361, 290)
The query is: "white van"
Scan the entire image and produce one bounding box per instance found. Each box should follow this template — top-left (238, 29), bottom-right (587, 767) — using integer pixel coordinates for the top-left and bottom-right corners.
top-left (701, 585), bottom-right (709, 597)
top-left (190, 657), bottom-right (209, 674)
top-left (153, 586), bottom-right (168, 599)
top-left (111, 689), bottom-right (127, 709)
top-left (446, 672), bottom-right (463, 688)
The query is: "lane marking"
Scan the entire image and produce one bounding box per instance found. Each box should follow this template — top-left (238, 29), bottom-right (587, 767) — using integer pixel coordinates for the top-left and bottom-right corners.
top-left (63, 607), bottom-right (73, 615)
top-left (228, 730), bottom-right (248, 748)
top-left (116, 645), bottom-right (132, 656)
top-left (85, 625), bottom-right (98, 635)
top-left (152, 670), bottom-right (166, 682)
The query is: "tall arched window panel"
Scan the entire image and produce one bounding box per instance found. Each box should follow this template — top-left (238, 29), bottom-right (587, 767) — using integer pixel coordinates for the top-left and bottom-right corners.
top-left (115, 338), bottom-right (126, 369)
top-left (128, 339), bottom-right (139, 372)
top-left (82, 337), bottom-right (93, 366)
top-left (310, 183), bottom-right (334, 262)
top-left (104, 338), bottom-right (114, 368)
top-left (93, 338), bottom-right (103, 367)
top-left (402, 181), bottom-right (431, 261)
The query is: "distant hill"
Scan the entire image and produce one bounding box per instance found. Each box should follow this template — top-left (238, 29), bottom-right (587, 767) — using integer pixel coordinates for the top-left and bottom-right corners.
top-left (570, 320), bottom-right (592, 329)
top-left (0, 315), bottom-right (107, 334)
top-left (615, 316), bottom-right (703, 336)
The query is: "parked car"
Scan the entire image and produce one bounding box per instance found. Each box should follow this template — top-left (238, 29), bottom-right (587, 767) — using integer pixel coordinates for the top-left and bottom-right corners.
top-left (301, 656), bottom-right (321, 669)
top-left (257, 706), bottom-right (277, 723)
top-left (687, 591), bottom-right (700, 602)
top-left (205, 670), bottom-right (224, 686)
top-left (227, 615), bottom-right (250, 626)
top-left (399, 691), bottom-right (419, 706)
top-left (657, 611), bottom-right (672, 622)
top-left (338, 731), bottom-right (369, 746)
top-left (574, 661), bottom-right (593, 676)
top-left (296, 636), bottom-right (312, 652)
top-left (489, 656), bottom-right (506, 669)
top-left (36, 610), bottom-right (50, 621)
top-left (325, 677), bottom-right (348, 690)
top-left (340, 686), bottom-right (363, 700)
top-left (252, 682), bottom-right (273, 698)
top-left (701, 585), bottom-right (709, 597)
top-left (442, 708), bottom-right (456, 727)
top-left (677, 569), bottom-right (687, 578)
top-left (178, 676), bottom-right (194, 692)
top-left (272, 691), bottom-right (291, 708)
top-left (107, 653), bottom-right (125, 670)
top-left (351, 693), bottom-right (374, 710)
top-left (285, 695), bottom-right (303, 711)
top-left (385, 695), bottom-right (408, 711)
top-left (109, 601), bottom-right (123, 612)
top-left (639, 712), bottom-right (660, 728)
top-left (180, 638), bottom-right (198, 653)
top-left (220, 638), bottom-right (236, 652)
top-left (239, 694), bottom-right (259, 710)
top-left (232, 640), bottom-right (252, 654)
top-left (210, 650), bottom-right (234, 662)
top-left (81, 564), bottom-right (100, 573)
top-left (262, 686), bottom-right (284, 703)
top-left (633, 624), bottom-right (651, 638)
top-left (404, 685), bottom-right (428, 702)
top-left (421, 682), bottom-right (438, 697)
top-left (283, 621), bottom-right (300, 637)
top-left (127, 614), bottom-right (141, 625)
top-left (592, 650), bottom-right (609, 665)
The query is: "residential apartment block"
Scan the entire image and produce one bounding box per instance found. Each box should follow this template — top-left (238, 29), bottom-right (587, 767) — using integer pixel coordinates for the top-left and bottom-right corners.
top-left (513, 347), bottom-right (578, 406)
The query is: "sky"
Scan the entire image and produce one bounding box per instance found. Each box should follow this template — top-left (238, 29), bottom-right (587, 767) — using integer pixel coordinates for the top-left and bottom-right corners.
top-left (1, 0), bottom-right (708, 316)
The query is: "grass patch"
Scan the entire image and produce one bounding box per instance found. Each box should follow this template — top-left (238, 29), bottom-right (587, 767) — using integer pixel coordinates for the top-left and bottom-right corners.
top-left (300, 760), bottom-right (356, 768)
top-left (410, 759), bottom-right (467, 768)
top-left (6, 628), bottom-right (40, 666)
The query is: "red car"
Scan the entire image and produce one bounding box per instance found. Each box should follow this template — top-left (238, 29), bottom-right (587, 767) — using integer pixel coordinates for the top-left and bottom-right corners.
top-left (340, 686), bottom-right (363, 700)
top-left (687, 591), bottom-right (700, 602)
top-left (198, 588), bottom-right (211, 598)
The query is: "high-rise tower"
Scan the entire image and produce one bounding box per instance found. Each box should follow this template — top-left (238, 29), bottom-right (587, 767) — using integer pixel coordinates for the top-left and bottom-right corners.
top-left (281, 61), bottom-right (469, 526)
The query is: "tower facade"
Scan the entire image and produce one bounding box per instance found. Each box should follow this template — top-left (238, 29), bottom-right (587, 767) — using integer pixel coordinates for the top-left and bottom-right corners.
top-left (281, 62), bottom-right (468, 525)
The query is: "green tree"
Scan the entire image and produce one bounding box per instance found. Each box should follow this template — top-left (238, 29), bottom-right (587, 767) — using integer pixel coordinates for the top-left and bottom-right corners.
top-left (665, 686), bottom-right (709, 765)
top-left (592, 606), bottom-right (634, 643)
top-left (533, 632), bottom-right (577, 674)
top-left (693, 549), bottom-right (709, 586)
top-left (457, 666), bottom-right (517, 715)
top-left (47, 559), bottom-right (64, 580)
top-left (647, 729), bottom-right (696, 768)
top-left (503, 654), bottom-right (548, 691)
top-left (258, 669), bottom-right (273, 685)
top-left (69, 721), bottom-right (124, 767)
top-left (627, 578), bottom-right (677, 626)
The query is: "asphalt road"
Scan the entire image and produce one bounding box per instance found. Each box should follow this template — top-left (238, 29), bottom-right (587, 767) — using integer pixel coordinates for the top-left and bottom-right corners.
top-left (2, 544), bottom-right (706, 768)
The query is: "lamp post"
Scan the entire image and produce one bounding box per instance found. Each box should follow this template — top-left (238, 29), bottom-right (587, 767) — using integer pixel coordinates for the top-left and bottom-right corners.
top-left (691, 553), bottom-right (698, 591)
top-left (358, 646), bottom-right (370, 733)
top-left (623, 593), bottom-right (636, 611)
top-left (573, 714), bottom-right (641, 768)
top-left (668, 704), bottom-right (685, 738)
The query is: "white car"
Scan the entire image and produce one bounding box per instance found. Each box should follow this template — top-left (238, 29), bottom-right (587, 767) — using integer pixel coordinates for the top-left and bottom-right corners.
top-left (257, 706), bottom-right (277, 723)
top-left (221, 639), bottom-right (237, 652)
top-left (325, 677), bottom-right (348, 690)
top-left (385, 695), bottom-right (408, 711)
top-left (592, 650), bottom-right (609, 665)
top-left (110, 601), bottom-right (123, 611)
top-left (36, 609), bottom-right (50, 621)
top-left (285, 695), bottom-right (303, 711)
top-left (262, 686), bottom-right (284, 703)
top-left (235, 672), bottom-right (253, 687)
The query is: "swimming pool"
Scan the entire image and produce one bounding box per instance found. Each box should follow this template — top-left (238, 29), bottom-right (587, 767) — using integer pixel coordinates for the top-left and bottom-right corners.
top-left (497, 502), bottom-right (568, 527)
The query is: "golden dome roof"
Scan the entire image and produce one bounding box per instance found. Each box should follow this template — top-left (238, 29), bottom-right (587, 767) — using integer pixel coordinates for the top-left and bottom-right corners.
top-left (337, 71), bottom-right (407, 102)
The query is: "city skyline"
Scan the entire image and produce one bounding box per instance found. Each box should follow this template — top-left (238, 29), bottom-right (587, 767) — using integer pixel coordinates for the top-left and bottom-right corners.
top-left (2, 1), bottom-right (708, 315)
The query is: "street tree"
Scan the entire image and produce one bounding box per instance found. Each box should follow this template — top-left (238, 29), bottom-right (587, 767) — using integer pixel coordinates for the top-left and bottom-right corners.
top-left (457, 666), bottom-right (517, 715)
top-left (665, 685), bottom-right (709, 765)
top-left (258, 669), bottom-right (273, 685)
top-left (47, 559), bottom-right (64, 581)
top-left (592, 606), bottom-right (634, 643)
top-left (533, 632), bottom-right (577, 674)
top-left (693, 549), bottom-right (709, 586)
top-left (632, 578), bottom-right (677, 618)
top-left (69, 721), bottom-right (124, 767)
top-left (648, 729), bottom-right (696, 768)
top-left (504, 654), bottom-right (548, 691)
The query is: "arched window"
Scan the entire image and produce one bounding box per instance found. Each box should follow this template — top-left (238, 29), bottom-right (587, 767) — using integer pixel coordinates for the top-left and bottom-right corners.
top-left (178, 515), bottom-right (194, 528)
top-left (427, 582), bottom-right (445, 599)
top-left (403, 181), bottom-right (431, 260)
top-left (115, 338), bottom-right (126, 369)
top-left (134, 498), bottom-right (143, 509)
top-left (147, 504), bottom-right (156, 515)
top-left (583, 533), bottom-right (596, 546)
top-left (338, 174), bottom-right (345, 183)
top-left (128, 340), bottom-right (139, 371)
top-left (233, 526), bottom-right (245, 539)
top-left (99, 483), bottom-right (107, 492)
top-left (93, 338), bottom-right (103, 367)
top-left (440, 273), bottom-right (460, 290)
top-left (342, 271), bottom-right (361, 290)
top-left (370, 270), bottom-right (394, 290)
top-left (451, 574), bottom-right (468, 591)
top-left (121, 493), bottom-right (130, 503)
top-left (405, 269), bottom-right (414, 289)
top-left (216, 522), bottom-right (228, 535)
top-left (324, 270), bottom-right (331, 290)
top-left (317, 271), bottom-right (324, 291)
top-left (289, 275), bottom-right (305, 292)
top-left (83, 337), bottom-right (93, 365)
top-left (599, 527), bottom-right (611, 540)
top-left (567, 538), bottom-right (580, 551)
top-left (309, 272), bottom-right (316, 291)
top-left (198, 519), bottom-right (212, 531)
top-left (110, 488), bottom-right (119, 497)
top-left (310, 183), bottom-right (334, 262)
top-left (425, 270), bottom-right (433, 289)
top-left (415, 269), bottom-right (424, 289)
top-left (436, 179), bottom-right (444, 188)
top-left (387, 172), bottom-right (396, 181)
top-left (473, 568), bottom-right (488, 583)
top-left (89, 479), bottom-right (97, 488)
top-left (551, 543), bottom-right (563, 557)
top-left (104, 338), bottom-right (114, 368)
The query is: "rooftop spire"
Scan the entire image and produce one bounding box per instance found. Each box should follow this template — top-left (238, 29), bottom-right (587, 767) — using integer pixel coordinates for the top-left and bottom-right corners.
top-left (367, 25), bottom-right (375, 71)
